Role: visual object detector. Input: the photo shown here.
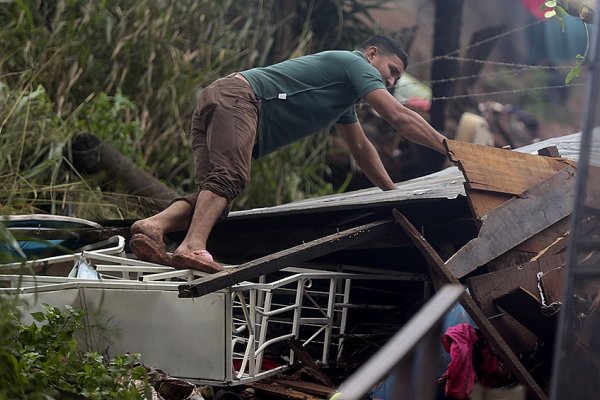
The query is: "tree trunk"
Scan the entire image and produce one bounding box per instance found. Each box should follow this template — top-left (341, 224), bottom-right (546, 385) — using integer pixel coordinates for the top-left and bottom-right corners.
top-left (70, 133), bottom-right (178, 213)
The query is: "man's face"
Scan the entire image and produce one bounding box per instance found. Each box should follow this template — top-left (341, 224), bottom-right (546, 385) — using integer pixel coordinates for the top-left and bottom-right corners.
top-left (366, 47), bottom-right (405, 89)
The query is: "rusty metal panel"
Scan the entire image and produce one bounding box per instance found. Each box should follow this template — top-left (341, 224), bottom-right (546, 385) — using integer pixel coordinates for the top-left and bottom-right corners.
top-left (228, 133), bottom-right (582, 220)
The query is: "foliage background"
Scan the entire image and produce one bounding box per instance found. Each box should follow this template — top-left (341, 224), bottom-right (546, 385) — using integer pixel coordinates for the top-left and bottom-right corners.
top-left (0, 297), bottom-right (148, 399)
top-left (0, 0), bottom-right (402, 220)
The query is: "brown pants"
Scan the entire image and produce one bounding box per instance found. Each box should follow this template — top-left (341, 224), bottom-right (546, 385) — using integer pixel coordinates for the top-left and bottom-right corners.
top-left (176, 75), bottom-right (260, 218)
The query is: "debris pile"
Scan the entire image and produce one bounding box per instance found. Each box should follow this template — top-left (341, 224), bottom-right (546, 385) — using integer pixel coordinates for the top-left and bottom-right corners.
top-left (1, 133), bottom-right (587, 399)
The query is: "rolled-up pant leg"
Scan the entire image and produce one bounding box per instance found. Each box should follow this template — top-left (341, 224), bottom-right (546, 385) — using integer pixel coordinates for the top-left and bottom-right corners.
top-left (175, 76), bottom-right (259, 220)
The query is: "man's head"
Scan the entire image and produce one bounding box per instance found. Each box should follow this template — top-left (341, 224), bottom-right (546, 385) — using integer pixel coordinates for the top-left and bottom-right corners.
top-left (358, 35), bottom-right (408, 89)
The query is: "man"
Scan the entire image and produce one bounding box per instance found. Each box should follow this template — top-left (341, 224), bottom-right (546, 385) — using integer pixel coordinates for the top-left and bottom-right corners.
top-left (130, 34), bottom-right (447, 272)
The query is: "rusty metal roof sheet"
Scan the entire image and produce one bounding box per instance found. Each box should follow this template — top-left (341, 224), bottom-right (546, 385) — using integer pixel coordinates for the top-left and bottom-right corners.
top-left (229, 132), bottom-right (581, 219)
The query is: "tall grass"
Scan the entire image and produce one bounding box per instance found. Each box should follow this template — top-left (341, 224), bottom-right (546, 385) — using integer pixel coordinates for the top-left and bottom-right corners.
top-left (0, 0), bottom-right (390, 219)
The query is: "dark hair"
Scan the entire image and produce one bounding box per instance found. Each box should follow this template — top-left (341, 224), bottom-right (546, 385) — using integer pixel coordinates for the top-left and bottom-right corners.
top-left (359, 34), bottom-right (408, 69)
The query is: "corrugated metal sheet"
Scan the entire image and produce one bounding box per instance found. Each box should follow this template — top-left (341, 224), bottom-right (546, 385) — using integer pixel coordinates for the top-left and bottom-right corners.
top-left (229, 132), bottom-right (581, 219)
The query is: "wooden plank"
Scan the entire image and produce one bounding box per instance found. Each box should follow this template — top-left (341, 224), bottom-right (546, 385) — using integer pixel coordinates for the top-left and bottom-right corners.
top-left (516, 217), bottom-right (570, 254)
top-left (530, 214), bottom-right (598, 261)
top-left (537, 146), bottom-right (561, 158)
top-left (466, 190), bottom-right (513, 221)
top-left (272, 380), bottom-right (336, 397)
top-left (445, 140), bottom-right (575, 221)
top-left (445, 167), bottom-right (576, 278)
top-left (494, 287), bottom-right (556, 340)
top-left (540, 268), bottom-right (565, 303)
top-left (177, 219), bottom-right (396, 298)
top-left (466, 254), bottom-right (564, 352)
top-left (485, 250), bottom-right (536, 273)
top-left (392, 209), bottom-right (548, 400)
top-left (445, 139), bottom-right (574, 195)
top-left (466, 254), bottom-right (565, 312)
top-left (530, 235), bottom-right (569, 261)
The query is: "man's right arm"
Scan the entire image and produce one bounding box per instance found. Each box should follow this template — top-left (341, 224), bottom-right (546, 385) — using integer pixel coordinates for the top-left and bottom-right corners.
top-left (364, 88), bottom-right (447, 154)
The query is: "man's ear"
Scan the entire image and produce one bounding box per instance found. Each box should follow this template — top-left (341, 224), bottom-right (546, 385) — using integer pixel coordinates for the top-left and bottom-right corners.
top-left (366, 46), bottom-right (379, 61)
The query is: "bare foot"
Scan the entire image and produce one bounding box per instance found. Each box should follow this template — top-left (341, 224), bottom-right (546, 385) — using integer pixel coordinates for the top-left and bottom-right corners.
top-left (130, 234), bottom-right (171, 265)
top-left (131, 219), bottom-right (164, 244)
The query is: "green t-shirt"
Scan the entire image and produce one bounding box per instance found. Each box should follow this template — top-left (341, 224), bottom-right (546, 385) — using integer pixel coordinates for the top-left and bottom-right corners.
top-left (240, 50), bottom-right (386, 158)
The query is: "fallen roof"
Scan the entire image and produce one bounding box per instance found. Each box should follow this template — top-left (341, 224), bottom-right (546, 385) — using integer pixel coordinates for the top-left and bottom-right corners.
top-left (228, 132), bottom-right (581, 219)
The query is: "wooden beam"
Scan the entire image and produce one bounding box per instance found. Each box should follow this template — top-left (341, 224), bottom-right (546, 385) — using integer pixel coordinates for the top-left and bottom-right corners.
top-left (517, 217), bottom-right (570, 255)
top-left (530, 214), bottom-right (598, 261)
top-left (245, 380), bottom-right (324, 400)
top-left (494, 287), bottom-right (557, 340)
top-left (466, 254), bottom-right (565, 351)
top-left (445, 166), bottom-right (576, 278)
top-left (392, 209), bottom-right (548, 400)
top-left (178, 219), bottom-right (396, 298)
top-left (272, 380), bottom-right (336, 398)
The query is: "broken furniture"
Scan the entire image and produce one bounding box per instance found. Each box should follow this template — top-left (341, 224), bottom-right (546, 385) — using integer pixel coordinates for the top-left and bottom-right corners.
top-left (0, 251), bottom-right (424, 387)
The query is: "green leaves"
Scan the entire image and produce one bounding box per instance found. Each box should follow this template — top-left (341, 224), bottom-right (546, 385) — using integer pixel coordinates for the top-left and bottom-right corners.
top-left (544, 0), bottom-right (590, 84)
top-left (565, 56), bottom-right (584, 83)
top-left (1, 0), bottom-right (391, 216)
top-left (0, 299), bottom-right (149, 399)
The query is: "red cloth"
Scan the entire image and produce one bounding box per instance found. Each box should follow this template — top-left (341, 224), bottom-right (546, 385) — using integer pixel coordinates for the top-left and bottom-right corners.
top-left (441, 323), bottom-right (478, 399)
top-left (522, 0), bottom-right (552, 20)
top-left (478, 345), bottom-right (500, 387)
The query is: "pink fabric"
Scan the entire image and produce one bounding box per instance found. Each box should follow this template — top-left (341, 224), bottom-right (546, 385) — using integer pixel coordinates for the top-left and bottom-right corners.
top-left (522, 0), bottom-right (551, 20)
top-left (478, 346), bottom-right (500, 387)
top-left (441, 323), bottom-right (478, 399)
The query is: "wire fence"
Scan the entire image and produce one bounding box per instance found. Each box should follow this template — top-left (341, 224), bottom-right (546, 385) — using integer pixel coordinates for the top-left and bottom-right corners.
top-left (401, 17), bottom-right (585, 102)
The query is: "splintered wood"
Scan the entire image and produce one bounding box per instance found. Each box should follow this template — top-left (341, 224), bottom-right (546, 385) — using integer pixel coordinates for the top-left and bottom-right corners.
top-left (444, 167), bottom-right (576, 278)
top-left (444, 139), bottom-right (575, 219)
top-left (439, 139), bottom-right (576, 365)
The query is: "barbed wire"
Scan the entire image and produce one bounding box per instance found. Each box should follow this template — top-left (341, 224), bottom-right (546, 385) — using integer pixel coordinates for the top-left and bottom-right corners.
top-left (400, 17), bottom-right (586, 102)
top-left (410, 19), bottom-right (545, 68)
top-left (437, 56), bottom-right (576, 70)
top-left (399, 62), bottom-right (575, 88)
top-left (427, 83), bottom-right (584, 102)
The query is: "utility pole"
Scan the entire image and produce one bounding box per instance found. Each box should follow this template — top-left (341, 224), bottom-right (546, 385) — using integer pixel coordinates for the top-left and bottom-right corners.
top-left (430, 0), bottom-right (463, 133)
